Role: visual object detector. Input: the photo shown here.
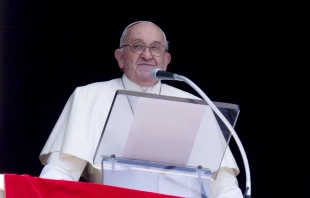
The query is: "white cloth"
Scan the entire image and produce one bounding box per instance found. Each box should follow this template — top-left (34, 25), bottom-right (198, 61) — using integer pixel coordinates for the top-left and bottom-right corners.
top-left (0, 174), bottom-right (4, 198)
top-left (39, 74), bottom-right (243, 198)
top-left (0, 174), bottom-right (4, 190)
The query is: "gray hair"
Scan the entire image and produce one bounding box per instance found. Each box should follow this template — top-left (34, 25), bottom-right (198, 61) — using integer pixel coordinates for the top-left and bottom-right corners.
top-left (119, 21), bottom-right (169, 51)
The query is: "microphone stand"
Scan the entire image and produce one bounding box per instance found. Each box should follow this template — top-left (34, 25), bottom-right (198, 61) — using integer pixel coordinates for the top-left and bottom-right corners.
top-left (172, 74), bottom-right (252, 198)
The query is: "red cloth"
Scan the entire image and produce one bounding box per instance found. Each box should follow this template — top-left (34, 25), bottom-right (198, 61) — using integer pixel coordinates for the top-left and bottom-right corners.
top-left (4, 174), bottom-right (182, 198)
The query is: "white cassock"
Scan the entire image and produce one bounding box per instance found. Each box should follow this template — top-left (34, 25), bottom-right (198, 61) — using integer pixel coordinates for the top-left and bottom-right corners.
top-left (39, 74), bottom-right (243, 198)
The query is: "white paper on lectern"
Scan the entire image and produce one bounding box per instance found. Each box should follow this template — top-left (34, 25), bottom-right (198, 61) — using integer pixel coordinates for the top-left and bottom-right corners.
top-left (122, 97), bottom-right (228, 173)
top-left (122, 97), bottom-right (206, 165)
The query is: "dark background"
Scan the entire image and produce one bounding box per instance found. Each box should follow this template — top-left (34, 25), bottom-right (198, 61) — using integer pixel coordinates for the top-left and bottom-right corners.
top-left (0, 1), bottom-right (308, 197)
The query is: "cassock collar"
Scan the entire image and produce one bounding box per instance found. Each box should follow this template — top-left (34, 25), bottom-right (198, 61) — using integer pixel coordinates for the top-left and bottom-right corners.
top-left (121, 74), bottom-right (162, 94)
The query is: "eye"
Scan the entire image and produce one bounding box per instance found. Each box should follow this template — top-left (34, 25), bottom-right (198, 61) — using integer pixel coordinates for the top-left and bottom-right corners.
top-left (132, 43), bottom-right (144, 50)
top-left (151, 45), bottom-right (160, 51)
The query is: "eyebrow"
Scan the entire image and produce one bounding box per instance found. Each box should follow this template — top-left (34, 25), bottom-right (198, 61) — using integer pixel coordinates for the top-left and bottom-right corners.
top-left (130, 39), bottom-right (163, 45)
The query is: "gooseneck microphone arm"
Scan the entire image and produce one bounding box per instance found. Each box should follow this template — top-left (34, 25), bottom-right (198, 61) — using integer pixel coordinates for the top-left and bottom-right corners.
top-left (151, 68), bottom-right (251, 198)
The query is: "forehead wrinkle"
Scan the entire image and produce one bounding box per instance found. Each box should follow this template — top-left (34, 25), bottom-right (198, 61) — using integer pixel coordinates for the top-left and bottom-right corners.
top-left (128, 33), bottom-right (164, 46)
top-left (130, 39), bottom-right (163, 45)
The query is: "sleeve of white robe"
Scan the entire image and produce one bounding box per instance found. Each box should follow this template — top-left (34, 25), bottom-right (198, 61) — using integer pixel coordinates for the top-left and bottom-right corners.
top-left (211, 167), bottom-right (243, 198)
top-left (39, 152), bottom-right (87, 181)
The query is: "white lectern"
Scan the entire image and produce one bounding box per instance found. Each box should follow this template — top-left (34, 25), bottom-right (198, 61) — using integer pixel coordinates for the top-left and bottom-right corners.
top-left (93, 90), bottom-right (240, 198)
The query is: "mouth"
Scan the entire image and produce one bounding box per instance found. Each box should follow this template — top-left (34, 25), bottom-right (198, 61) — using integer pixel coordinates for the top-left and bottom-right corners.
top-left (136, 64), bottom-right (156, 75)
top-left (137, 64), bottom-right (156, 72)
top-left (137, 63), bottom-right (155, 67)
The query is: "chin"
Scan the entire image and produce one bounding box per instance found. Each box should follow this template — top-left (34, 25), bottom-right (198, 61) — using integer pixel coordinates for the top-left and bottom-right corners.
top-left (135, 70), bottom-right (155, 84)
top-left (139, 75), bottom-right (151, 82)
top-left (138, 71), bottom-right (151, 77)
top-left (138, 75), bottom-right (154, 83)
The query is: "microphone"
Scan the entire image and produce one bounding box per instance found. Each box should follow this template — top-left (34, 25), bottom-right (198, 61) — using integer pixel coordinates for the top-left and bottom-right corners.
top-left (150, 68), bottom-right (252, 198)
top-left (151, 68), bottom-right (182, 81)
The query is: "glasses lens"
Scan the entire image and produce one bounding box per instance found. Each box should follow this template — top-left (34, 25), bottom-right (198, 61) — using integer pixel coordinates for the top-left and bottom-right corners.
top-left (150, 44), bottom-right (165, 56)
top-left (130, 42), bottom-right (145, 53)
top-left (130, 42), bottom-right (166, 56)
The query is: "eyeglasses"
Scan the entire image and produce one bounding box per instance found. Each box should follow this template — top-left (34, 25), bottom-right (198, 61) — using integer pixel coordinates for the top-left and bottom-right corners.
top-left (120, 42), bottom-right (167, 57)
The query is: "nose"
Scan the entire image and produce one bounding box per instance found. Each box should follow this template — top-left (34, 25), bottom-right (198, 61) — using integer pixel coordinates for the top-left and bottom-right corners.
top-left (140, 47), bottom-right (153, 60)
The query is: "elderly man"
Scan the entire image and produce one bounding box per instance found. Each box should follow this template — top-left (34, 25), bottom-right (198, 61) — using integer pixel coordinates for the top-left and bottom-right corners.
top-left (39, 21), bottom-right (243, 198)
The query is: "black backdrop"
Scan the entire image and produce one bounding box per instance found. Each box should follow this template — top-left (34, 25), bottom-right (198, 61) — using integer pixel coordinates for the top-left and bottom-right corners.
top-left (1, 1), bottom-right (308, 197)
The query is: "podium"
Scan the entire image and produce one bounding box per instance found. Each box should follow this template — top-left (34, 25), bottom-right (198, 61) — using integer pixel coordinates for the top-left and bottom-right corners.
top-left (93, 90), bottom-right (240, 198)
top-left (1, 173), bottom-right (182, 198)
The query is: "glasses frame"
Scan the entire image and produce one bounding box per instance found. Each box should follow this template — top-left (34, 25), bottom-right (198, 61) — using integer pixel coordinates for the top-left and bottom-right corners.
top-left (120, 42), bottom-right (167, 57)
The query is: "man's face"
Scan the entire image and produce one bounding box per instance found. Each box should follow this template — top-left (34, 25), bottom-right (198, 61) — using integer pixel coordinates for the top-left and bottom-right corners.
top-left (115, 22), bottom-right (171, 86)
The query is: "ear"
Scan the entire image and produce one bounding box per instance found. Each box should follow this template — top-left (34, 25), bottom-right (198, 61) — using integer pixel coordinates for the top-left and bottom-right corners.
top-left (114, 49), bottom-right (124, 69)
top-left (162, 52), bottom-right (171, 71)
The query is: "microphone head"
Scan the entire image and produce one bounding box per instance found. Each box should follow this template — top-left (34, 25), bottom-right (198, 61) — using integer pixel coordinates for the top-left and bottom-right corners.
top-left (151, 68), bottom-right (162, 80)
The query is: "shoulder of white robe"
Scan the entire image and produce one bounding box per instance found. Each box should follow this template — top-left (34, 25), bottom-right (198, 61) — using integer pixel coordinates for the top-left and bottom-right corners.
top-left (39, 78), bottom-right (123, 164)
top-left (161, 83), bottom-right (200, 99)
